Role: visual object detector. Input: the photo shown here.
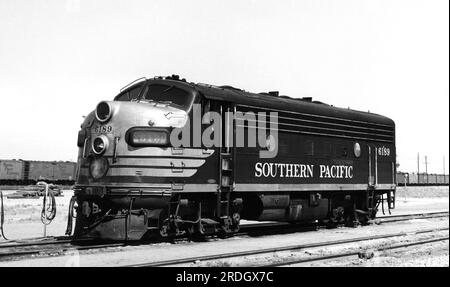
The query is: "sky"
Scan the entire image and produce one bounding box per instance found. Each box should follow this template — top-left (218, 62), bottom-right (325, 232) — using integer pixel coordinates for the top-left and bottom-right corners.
top-left (0, 0), bottom-right (448, 173)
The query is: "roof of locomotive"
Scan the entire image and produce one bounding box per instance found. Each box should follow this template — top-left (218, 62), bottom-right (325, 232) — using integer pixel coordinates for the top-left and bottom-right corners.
top-left (124, 76), bottom-right (395, 128)
top-left (193, 83), bottom-right (395, 128)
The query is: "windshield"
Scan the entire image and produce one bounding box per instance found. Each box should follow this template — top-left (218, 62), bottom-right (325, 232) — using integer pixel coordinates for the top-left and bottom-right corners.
top-left (142, 84), bottom-right (193, 110)
top-left (115, 83), bottom-right (194, 110)
top-left (115, 85), bottom-right (143, 101)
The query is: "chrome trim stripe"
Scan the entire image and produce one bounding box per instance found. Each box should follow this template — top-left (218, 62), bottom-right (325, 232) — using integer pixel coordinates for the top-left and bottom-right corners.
top-left (75, 183), bottom-right (395, 194)
top-left (75, 183), bottom-right (218, 193)
top-left (109, 147), bottom-right (215, 158)
top-left (76, 183), bottom-right (173, 189)
top-left (179, 184), bottom-right (218, 192)
top-left (107, 158), bottom-right (206, 168)
top-left (79, 167), bottom-right (198, 177)
top-left (233, 183), bottom-right (396, 192)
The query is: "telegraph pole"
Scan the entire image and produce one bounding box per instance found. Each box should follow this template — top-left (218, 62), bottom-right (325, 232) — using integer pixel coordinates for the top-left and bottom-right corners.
top-left (417, 153), bottom-right (420, 184)
top-left (425, 156), bottom-right (428, 184)
top-left (444, 156), bottom-right (446, 184)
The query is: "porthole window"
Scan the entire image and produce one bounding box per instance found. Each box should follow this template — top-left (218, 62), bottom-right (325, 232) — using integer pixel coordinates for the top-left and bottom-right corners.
top-left (354, 142), bottom-right (361, 158)
top-left (266, 135), bottom-right (277, 152)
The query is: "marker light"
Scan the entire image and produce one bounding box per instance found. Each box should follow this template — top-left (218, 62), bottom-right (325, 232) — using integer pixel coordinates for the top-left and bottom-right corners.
top-left (77, 129), bottom-right (86, 147)
top-left (95, 101), bottom-right (112, 122)
top-left (127, 128), bottom-right (170, 147)
top-left (92, 135), bottom-right (109, 154)
top-left (89, 157), bottom-right (109, 179)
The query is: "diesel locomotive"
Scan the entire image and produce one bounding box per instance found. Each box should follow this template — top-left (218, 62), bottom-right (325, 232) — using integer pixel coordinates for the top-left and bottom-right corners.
top-left (68, 75), bottom-right (396, 240)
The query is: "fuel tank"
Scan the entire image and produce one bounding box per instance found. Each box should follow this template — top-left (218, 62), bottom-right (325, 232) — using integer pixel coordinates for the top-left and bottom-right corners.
top-left (241, 193), bottom-right (329, 222)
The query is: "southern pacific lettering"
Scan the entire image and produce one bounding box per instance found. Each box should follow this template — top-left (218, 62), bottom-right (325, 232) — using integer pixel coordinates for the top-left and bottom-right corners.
top-left (254, 163), bottom-right (353, 179)
top-left (255, 163), bottom-right (314, 178)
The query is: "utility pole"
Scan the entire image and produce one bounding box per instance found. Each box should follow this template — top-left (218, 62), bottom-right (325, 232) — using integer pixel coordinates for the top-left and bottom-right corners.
top-left (425, 156), bottom-right (429, 184)
top-left (444, 156), bottom-right (446, 184)
top-left (417, 153), bottom-right (420, 184)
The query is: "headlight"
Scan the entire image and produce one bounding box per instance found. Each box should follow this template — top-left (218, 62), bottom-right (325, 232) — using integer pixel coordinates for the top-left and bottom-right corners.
top-left (126, 127), bottom-right (170, 147)
top-left (89, 157), bottom-right (109, 179)
top-left (95, 101), bottom-right (112, 122)
top-left (92, 135), bottom-right (109, 154)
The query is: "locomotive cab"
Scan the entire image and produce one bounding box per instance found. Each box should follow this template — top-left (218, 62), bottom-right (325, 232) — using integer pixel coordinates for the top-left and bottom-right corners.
top-left (72, 77), bottom-right (205, 240)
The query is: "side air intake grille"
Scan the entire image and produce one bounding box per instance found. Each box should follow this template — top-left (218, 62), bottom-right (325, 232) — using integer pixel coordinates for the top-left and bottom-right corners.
top-left (235, 106), bottom-right (394, 143)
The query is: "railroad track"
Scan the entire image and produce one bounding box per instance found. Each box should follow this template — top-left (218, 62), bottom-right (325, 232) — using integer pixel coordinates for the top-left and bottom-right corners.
top-left (271, 235), bottom-right (449, 267)
top-left (235, 210), bottom-right (449, 236)
top-left (0, 233), bottom-right (137, 260)
top-left (0, 240), bottom-right (126, 259)
top-left (376, 211), bottom-right (449, 222)
top-left (0, 211), bottom-right (447, 262)
top-left (0, 236), bottom-right (72, 248)
top-left (127, 227), bottom-right (449, 267)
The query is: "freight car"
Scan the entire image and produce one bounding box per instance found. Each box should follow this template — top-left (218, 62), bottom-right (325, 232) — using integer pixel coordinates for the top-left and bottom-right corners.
top-left (69, 75), bottom-right (397, 241)
top-left (28, 161), bottom-right (76, 184)
top-left (396, 172), bottom-right (448, 186)
top-left (0, 160), bottom-right (24, 185)
top-left (0, 159), bottom-right (76, 185)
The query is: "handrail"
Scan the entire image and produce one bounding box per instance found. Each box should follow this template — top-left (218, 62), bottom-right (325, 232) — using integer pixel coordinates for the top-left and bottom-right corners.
top-left (120, 77), bottom-right (147, 92)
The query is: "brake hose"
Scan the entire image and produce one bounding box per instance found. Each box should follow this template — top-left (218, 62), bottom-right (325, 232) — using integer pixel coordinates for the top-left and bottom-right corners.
top-left (0, 191), bottom-right (7, 240)
top-left (37, 182), bottom-right (57, 225)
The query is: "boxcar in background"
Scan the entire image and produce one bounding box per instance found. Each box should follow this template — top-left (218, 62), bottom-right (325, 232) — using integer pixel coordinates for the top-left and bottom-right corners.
top-left (28, 161), bottom-right (54, 182)
top-left (396, 172), bottom-right (406, 185)
top-left (0, 160), bottom-right (24, 184)
top-left (53, 161), bottom-right (76, 183)
top-left (396, 172), bottom-right (448, 185)
top-left (1, 159), bottom-right (76, 185)
top-left (28, 161), bottom-right (76, 184)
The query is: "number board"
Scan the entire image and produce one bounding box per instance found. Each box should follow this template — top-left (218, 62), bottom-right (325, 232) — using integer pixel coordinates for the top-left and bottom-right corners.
top-left (94, 125), bottom-right (113, 134)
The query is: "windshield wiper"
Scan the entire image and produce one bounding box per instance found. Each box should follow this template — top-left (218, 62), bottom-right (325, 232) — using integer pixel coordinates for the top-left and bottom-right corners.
top-left (161, 85), bottom-right (175, 95)
top-left (141, 85), bottom-right (184, 108)
top-left (158, 100), bottom-right (173, 105)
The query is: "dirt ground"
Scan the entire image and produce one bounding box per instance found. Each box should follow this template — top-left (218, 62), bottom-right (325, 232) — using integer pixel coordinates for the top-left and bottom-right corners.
top-left (0, 185), bottom-right (448, 240)
top-left (395, 185), bottom-right (449, 198)
top-left (195, 228), bottom-right (449, 267)
top-left (283, 229), bottom-right (449, 267)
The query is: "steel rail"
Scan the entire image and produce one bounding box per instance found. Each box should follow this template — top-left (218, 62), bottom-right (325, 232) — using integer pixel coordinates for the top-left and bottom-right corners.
top-left (0, 237), bottom-right (74, 248)
top-left (376, 211), bottom-right (449, 221)
top-left (126, 227), bottom-right (449, 267)
top-left (269, 236), bottom-right (449, 267)
top-left (0, 242), bottom-right (126, 259)
top-left (236, 211), bottom-right (449, 235)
